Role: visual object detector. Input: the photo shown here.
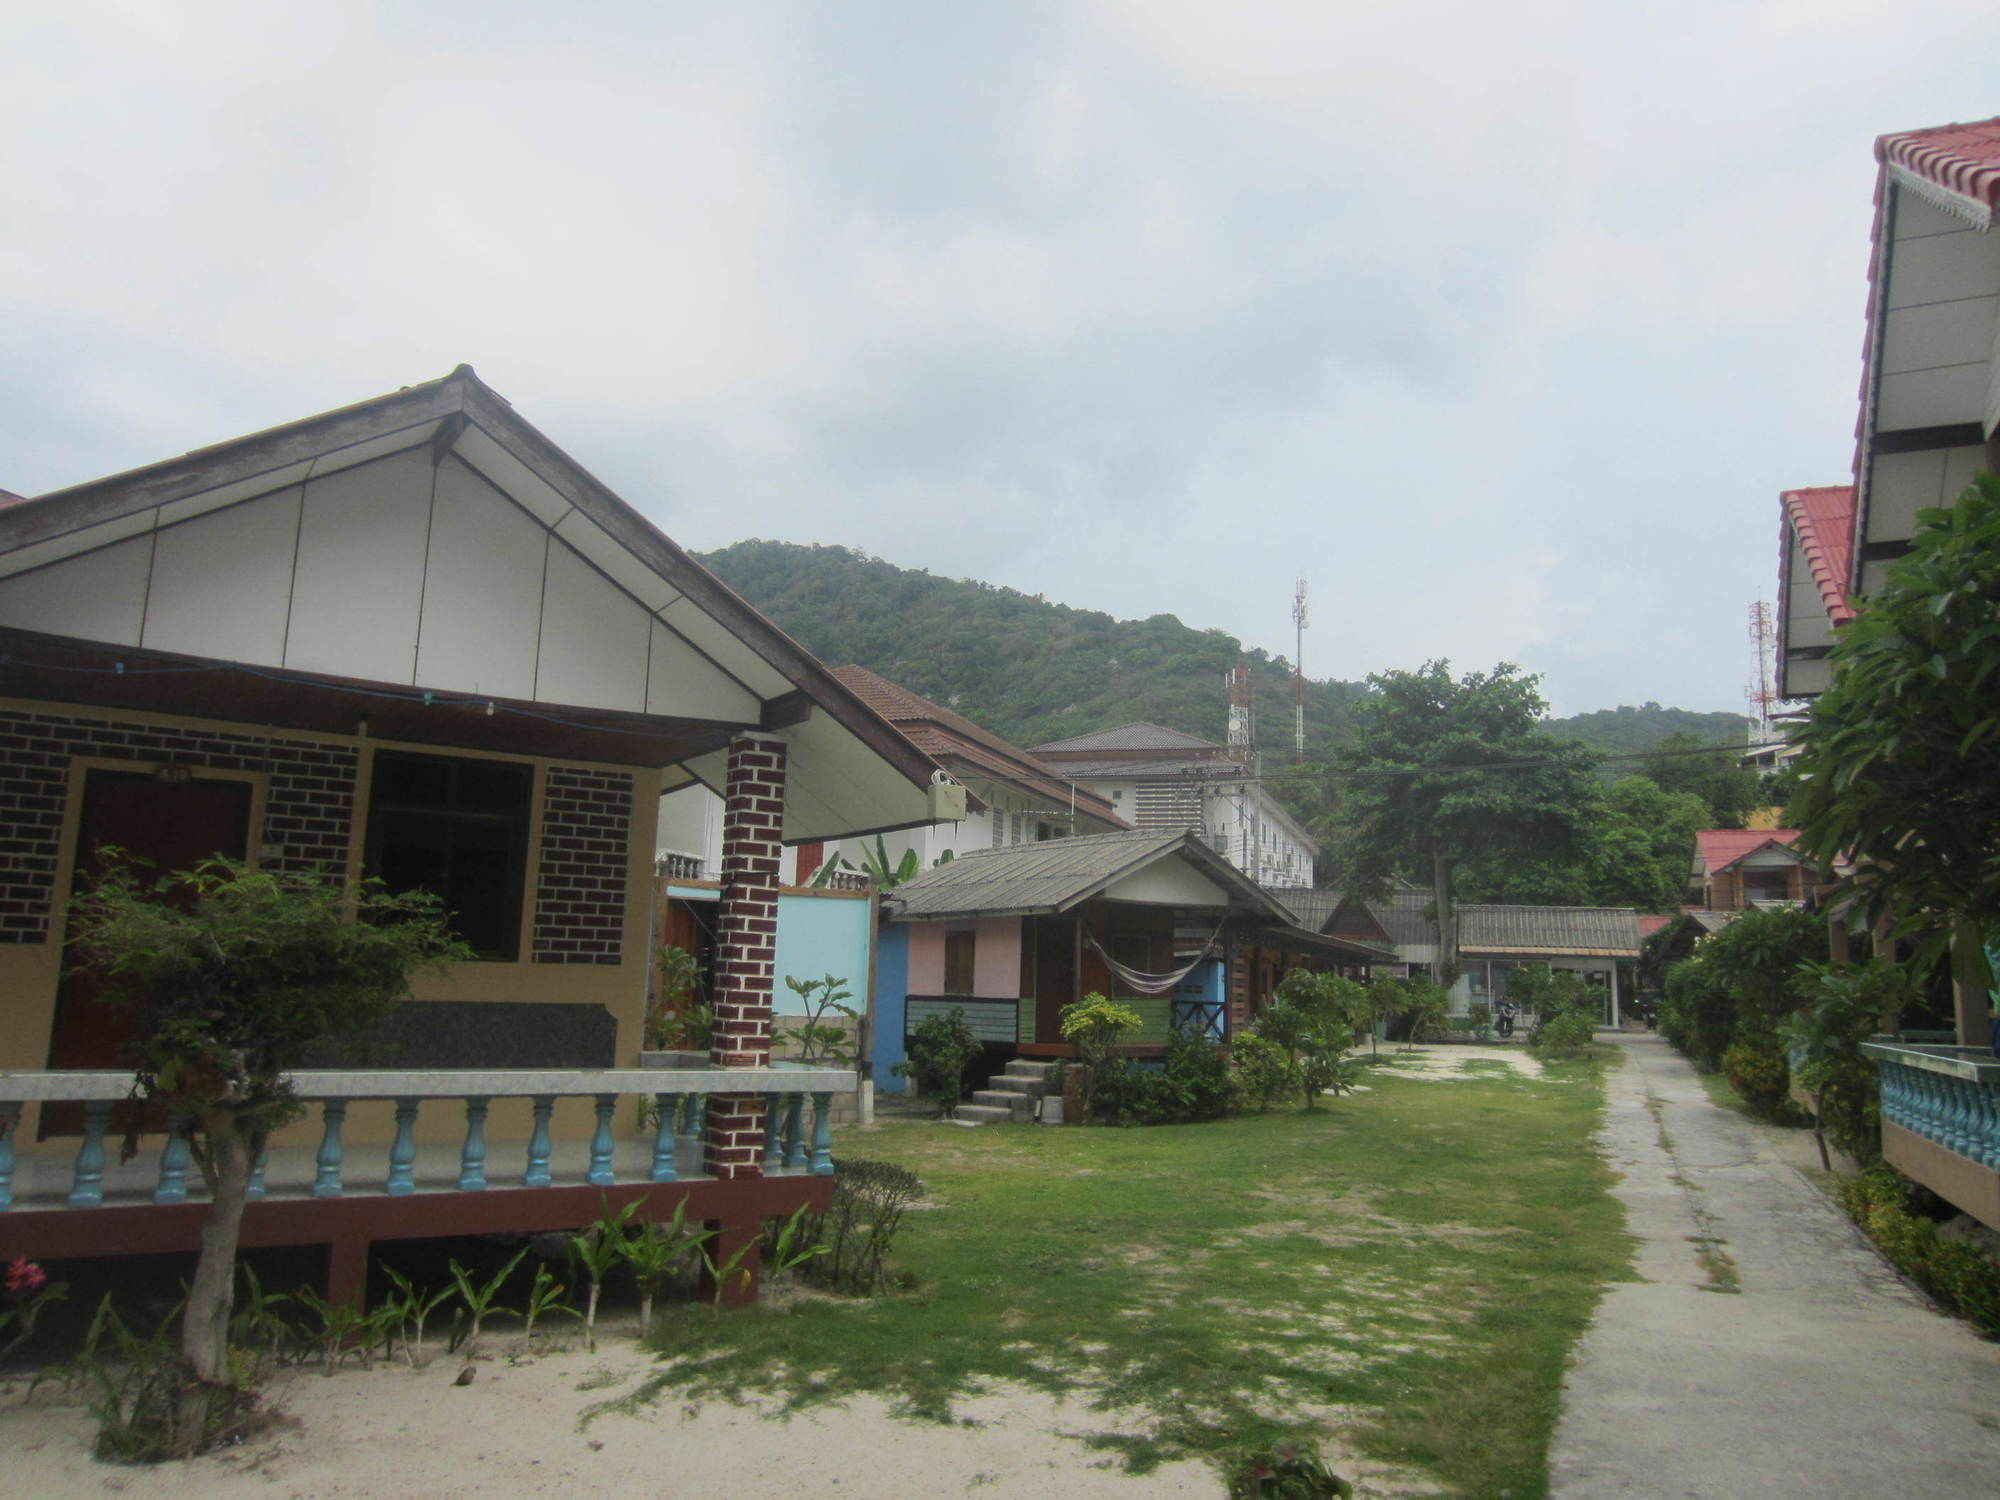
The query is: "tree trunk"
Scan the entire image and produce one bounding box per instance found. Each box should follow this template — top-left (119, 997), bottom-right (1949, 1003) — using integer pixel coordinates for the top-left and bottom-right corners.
top-left (1431, 852), bottom-right (1458, 987)
top-left (174, 1112), bottom-right (253, 1455)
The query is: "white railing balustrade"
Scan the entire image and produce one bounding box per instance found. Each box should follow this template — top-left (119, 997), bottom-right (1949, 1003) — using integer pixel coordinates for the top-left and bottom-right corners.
top-left (0, 1066), bottom-right (854, 1213)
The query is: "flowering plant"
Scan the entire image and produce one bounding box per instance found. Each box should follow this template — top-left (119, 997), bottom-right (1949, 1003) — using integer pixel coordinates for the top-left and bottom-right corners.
top-left (1, 1257), bottom-right (66, 1360)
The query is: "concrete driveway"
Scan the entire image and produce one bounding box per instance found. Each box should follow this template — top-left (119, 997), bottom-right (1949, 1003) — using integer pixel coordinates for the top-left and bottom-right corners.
top-left (1549, 1032), bottom-right (2000, 1498)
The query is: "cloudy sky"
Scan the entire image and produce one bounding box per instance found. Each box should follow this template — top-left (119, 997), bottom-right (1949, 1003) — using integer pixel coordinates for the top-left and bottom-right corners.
top-left (4, 2), bottom-right (1995, 716)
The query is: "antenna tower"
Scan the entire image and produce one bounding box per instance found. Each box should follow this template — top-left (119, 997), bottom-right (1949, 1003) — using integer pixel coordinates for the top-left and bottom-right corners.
top-left (1291, 575), bottom-right (1309, 763)
top-left (1745, 601), bottom-right (1776, 746)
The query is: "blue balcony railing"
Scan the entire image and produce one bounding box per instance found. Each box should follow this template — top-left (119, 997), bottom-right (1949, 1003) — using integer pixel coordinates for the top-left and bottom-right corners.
top-left (1861, 1042), bottom-right (2000, 1169)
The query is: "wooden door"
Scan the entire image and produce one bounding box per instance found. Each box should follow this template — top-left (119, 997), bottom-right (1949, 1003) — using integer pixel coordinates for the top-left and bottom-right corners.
top-left (1031, 915), bottom-right (1077, 1043)
top-left (42, 770), bottom-right (254, 1135)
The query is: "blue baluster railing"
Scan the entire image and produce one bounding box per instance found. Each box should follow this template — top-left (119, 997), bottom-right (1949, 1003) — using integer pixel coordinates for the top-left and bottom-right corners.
top-left (809, 1092), bottom-right (834, 1175)
top-left (70, 1100), bottom-right (111, 1209)
top-left (0, 1063), bottom-right (858, 1211)
top-left (783, 1093), bottom-right (807, 1171)
top-left (525, 1095), bottom-right (555, 1187)
top-left (458, 1098), bottom-right (490, 1191)
top-left (386, 1098), bottom-right (420, 1195)
top-left (587, 1095), bottom-right (617, 1187)
top-left (154, 1113), bottom-right (193, 1205)
top-left (247, 1142), bottom-right (270, 1201)
top-left (0, 1101), bottom-right (20, 1212)
top-left (313, 1100), bottom-right (348, 1198)
top-left (649, 1093), bottom-right (679, 1182)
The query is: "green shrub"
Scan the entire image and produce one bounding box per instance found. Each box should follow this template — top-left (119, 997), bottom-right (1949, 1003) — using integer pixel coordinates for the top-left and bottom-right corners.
top-left (895, 1007), bottom-right (979, 1116)
top-left (1838, 1166), bottom-right (2000, 1338)
top-left (779, 1158), bottom-right (926, 1295)
top-left (1529, 1007), bottom-right (1596, 1060)
top-left (1229, 1033), bottom-right (1296, 1114)
top-left (1721, 1038), bottom-right (1791, 1116)
top-left (1096, 1031), bottom-right (1235, 1126)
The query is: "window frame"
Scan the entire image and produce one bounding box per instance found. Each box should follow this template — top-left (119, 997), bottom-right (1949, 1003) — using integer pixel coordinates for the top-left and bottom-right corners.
top-left (363, 749), bottom-right (535, 962)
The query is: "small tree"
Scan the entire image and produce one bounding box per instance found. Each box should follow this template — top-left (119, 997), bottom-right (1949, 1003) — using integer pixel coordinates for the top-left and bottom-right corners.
top-left (66, 856), bottom-right (464, 1456)
top-left (1254, 970), bottom-right (1359, 1109)
top-left (1793, 475), bottom-right (2000, 1000)
top-left (894, 1006), bottom-right (979, 1117)
top-left (645, 943), bottom-right (710, 1050)
top-left (1781, 960), bottom-right (1905, 1168)
top-left (1059, 992), bottom-right (1141, 1124)
top-left (779, 973), bottom-right (858, 1064)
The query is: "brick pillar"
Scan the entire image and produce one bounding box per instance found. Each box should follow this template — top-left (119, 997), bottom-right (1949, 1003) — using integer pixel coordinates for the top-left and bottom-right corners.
top-left (705, 733), bottom-right (786, 1180)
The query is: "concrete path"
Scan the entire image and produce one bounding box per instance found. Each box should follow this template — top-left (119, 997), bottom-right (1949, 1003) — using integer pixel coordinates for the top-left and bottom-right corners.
top-left (1549, 1032), bottom-right (2000, 1498)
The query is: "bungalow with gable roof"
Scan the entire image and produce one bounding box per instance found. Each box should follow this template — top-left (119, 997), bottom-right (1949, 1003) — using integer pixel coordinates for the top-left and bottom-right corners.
top-left (1769, 114), bottom-right (2000, 1229)
top-left (1688, 830), bottom-right (1815, 911)
top-left (0, 365), bottom-right (959, 1301)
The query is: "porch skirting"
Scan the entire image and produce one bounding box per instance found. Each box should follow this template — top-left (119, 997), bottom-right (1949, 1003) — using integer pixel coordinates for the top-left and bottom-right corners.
top-left (1882, 1121), bottom-right (2000, 1234)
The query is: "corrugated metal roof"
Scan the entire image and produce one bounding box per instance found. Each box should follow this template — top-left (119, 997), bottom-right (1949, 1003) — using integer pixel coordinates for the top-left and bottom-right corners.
top-left (888, 827), bottom-right (1269, 920)
top-left (1367, 891), bottom-right (1642, 957)
top-left (1032, 722), bottom-right (1218, 754)
top-left (1268, 887), bottom-right (1339, 930)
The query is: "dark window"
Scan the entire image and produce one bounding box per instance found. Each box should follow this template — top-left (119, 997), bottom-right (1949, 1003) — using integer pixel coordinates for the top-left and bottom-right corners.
top-left (366, 751), bottom-right (533, 960)
top-left (1111, 932), bottom-right (1153, 998)
top-left (944, 930), bottom-right (977, 995)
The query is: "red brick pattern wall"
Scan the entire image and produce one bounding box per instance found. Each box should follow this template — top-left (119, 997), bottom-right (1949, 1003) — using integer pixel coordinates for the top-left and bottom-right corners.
top-left (705, 734), bottom-right (786, 1178)
top-left (0, 708), bottom-right (356, 943)
top-left (530, 767), bottom-right (634, 966)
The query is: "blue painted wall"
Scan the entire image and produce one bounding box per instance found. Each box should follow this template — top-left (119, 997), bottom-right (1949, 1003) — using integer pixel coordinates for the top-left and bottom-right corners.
top-left (872, 924), bottom-right (912, 1092)
top-left (771, 894), bottom-right (873, 1015)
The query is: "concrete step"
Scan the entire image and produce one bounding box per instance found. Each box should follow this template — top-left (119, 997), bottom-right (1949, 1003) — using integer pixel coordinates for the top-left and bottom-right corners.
top-left (971, 1089), bottom-right (1038, 1121)
top-left (952, 1103), bottom-right (1015, 1126)
top-left (986, 1075), bottom-right (1040, 1095)
top-left (1003, 1059), bottom-right (1059, 1083)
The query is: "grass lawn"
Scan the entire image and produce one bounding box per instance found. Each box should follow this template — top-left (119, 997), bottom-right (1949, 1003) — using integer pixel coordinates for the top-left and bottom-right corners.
top-left (630, 1052), bottom-right (1630, 1497)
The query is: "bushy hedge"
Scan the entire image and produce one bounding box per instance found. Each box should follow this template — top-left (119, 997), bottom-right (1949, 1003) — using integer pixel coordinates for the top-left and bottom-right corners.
top-left (1658, 908), bottom-right (1827, 1096)
top-left (1095, 1030), bottom-right (1235, 1126)
top-left (1839, 1166), bottom-right (2000, 1338)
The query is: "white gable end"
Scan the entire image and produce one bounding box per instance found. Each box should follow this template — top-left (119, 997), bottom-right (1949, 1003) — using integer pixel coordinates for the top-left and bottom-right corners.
top-left (0, 434), bottom-right (765, 724)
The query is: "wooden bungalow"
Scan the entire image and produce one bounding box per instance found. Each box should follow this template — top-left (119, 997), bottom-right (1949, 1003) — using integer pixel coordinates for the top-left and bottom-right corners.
top-left (871, 829), bottom-right (1392, 1087)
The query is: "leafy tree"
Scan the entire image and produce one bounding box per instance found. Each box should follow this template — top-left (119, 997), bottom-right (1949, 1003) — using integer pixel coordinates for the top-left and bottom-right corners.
top-left (1656, 906), bottom-right (1827, 1073)
top-left (65, 857), bottom-right (464, 1455)
top-left (1781, 959), bottom-right (1907, 1168)
top-left (1637, 731), bottom-right (1765, 829)
top-left (1792, 474), bottom-right (2000, 991)
top-left (1253, 969), bottom-right (1360, 1109)
top-left (1330, 661), bottom-right (1600, 979)
top-left (1456, 774), bottom-right (1707, 911)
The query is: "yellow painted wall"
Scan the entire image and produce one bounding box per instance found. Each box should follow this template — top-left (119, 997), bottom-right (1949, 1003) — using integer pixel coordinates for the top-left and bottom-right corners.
top-left (2, 697), bottom-right (664, 1158)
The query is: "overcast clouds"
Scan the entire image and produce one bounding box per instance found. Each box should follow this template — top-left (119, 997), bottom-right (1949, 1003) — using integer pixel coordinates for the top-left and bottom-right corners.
top-left (4, 1), bottom-right (1995, 716)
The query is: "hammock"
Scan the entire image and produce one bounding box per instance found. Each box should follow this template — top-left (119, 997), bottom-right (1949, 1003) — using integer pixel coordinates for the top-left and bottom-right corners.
top-left (1080, 919), bottom-right (1225, 995)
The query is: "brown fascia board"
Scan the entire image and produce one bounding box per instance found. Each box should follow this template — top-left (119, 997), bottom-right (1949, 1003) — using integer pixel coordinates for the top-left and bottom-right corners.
top-left (0, 372), bottom-right (465, 552)
top-left (4, 366), bottom-right (940, 799)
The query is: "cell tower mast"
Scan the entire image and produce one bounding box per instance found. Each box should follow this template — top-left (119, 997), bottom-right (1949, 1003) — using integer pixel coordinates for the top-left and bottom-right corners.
top-left (1746, 601), bottom-right (1776, 747)
top-left (1292, 575), bottom-right (1309, 763)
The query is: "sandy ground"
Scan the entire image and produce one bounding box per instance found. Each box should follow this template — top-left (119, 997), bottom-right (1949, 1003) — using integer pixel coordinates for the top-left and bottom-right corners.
top-left (1349, 1042), bottom-right (1545, 1082)
top-left (0, 1340), bottom-right (1219, 1498)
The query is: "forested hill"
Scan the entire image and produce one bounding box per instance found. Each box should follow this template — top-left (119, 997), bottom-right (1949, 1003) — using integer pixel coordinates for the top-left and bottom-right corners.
top-left (1546, 704), bottom-right (1750, 760)
top-left (699, 539), bottom-right (1370, 749)
top-left (700, 539), bottom-right (1749, 757)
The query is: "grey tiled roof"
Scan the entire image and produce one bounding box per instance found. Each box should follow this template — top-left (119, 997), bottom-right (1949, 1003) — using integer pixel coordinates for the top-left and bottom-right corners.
top-left (1032, 722), bottom-right (1218, 753)
top-left (1368, 891), bottom-right (1641, 957)
top-left (888, 828), bottom-right (1258, 920)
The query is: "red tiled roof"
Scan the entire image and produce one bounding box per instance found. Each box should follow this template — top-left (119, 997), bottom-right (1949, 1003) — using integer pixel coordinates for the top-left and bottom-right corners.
top-left (1694, 829), bottom-right (1801, 875)
top-left (1877, 115), bottom-right (2000, 220)
top-left (1637, 913), bottom-right (1675, 939)
top-left (1852, 116), bottom-right (2000, 531)
top-left (1781, 486), bottom-right (1857, 627)
top-left (831, 666), bottom-right (1127, 830)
